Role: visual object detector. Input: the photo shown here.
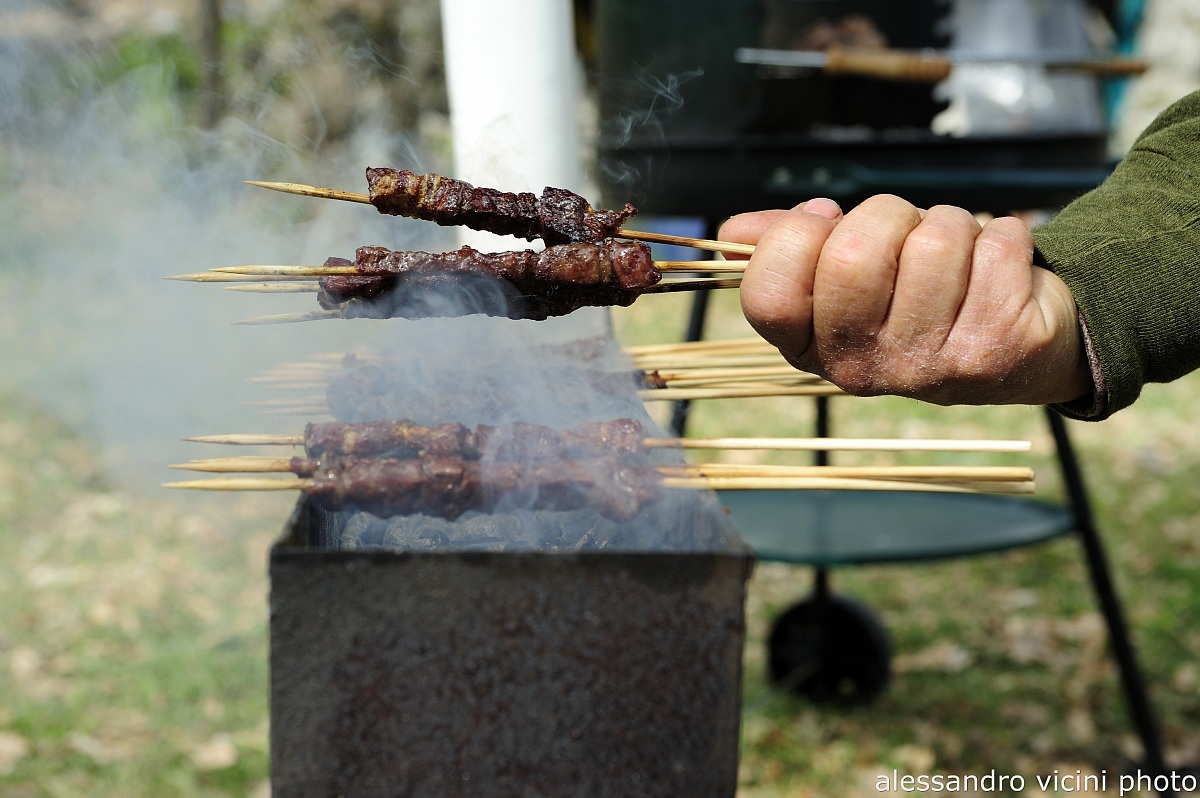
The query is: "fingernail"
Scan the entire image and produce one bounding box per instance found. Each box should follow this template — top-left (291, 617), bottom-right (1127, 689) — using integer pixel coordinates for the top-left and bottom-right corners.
top-left (801, 198), bottom-right (842, 220)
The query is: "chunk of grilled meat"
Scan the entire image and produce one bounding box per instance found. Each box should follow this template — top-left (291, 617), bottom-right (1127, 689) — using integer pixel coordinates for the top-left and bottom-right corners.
top-left (315, 240), bottom-right (659, 321)
top-left (301, 418), bottom-right (648, 461)
top-left (295, 453), bottom-right (662, 522)
top-left (365, 168), bottom-right (637, 245)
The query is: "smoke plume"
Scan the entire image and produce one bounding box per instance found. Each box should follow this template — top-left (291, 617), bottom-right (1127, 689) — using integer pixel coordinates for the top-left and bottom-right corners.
top-left (0, 0), bottom-right (450, 485)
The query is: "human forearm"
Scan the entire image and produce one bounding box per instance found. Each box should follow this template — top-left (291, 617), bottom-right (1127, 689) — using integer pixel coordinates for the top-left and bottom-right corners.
top-left (1033, 90), bottom-right (1200, 419)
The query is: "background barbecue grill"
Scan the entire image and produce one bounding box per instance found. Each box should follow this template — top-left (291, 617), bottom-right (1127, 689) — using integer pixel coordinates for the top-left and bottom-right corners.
top-left (590, 0), bottom-right (1118, 216)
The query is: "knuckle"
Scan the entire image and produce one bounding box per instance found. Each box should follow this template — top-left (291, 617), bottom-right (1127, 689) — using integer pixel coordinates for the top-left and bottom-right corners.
top-left (821, 227), bottom-right (882, 273)
top-left (903, 226), bottom-right (959, 264)
top-left (767, 210), bottom-right (829, 245)
top-left (976, 216), bottom-right (1033, 258)
top-left (926, 204), bottom-right (978, 224)
top-left (905, 207), bottom-right (979, 260)
top-left (858, 193), bottom-right (915, 215)
top-left (751, 211), bottom-right (836, 270)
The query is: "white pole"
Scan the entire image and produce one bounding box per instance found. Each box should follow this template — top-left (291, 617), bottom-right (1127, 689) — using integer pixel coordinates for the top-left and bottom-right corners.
top-left (440, 0), bottom-right (607, 338)
top-left (440, 0), bottom-right (583, 250)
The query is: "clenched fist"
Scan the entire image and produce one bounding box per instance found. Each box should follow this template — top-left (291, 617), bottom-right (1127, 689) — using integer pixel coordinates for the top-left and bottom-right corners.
top-left (721, 195), bottom-right (1092, 406)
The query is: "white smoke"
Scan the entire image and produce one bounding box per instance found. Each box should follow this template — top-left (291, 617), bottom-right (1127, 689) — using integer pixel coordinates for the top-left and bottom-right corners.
top-left (0, 0), bottom-right (448, 485)
top-left (0, 2), bottom-right (739, 555)
top-left (595, 66), bottom-right (704, 195)
top-left (0, 0), bottom-right (661, 496)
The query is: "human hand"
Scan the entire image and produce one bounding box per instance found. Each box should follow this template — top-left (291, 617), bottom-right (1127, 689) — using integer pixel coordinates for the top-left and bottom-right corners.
top-left (720, 195), bottom-right (1092, 406)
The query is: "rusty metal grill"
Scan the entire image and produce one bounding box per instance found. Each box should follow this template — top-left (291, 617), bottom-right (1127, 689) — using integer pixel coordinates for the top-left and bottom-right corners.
top-left (270, 496), bottom-right (753, 798)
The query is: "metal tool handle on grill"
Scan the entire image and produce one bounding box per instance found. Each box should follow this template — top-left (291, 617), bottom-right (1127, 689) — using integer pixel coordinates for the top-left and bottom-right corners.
top-left (825, 48), bottom-right (954, 82)
top-left (736, 47), bottom-right (1150, 82)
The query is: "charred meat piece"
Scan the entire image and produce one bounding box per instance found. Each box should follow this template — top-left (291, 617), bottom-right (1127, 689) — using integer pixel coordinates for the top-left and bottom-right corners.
top-left (304, 419), bottom-right (475, 459)
top-left (365, 168), bottom-right (638, 246)
top-left (473, 419), bottom-right (647, 460)
top-left (301, 454), bottom-right (662, 522)
top-left (565, 419), bottom-right (648, 456)
top-left (301, 418), bottom-right (648, 461)
top-left (316, 240), bottom-right (659, 321)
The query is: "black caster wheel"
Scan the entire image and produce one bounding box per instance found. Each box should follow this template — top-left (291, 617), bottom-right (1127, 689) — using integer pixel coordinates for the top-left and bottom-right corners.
top-left (767, 593), bottom-right (892, 707)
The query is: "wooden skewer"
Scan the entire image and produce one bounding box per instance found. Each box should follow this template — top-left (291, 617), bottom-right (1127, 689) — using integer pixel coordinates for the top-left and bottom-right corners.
top-left (641, 356), bottom-right (794, 372)
top-left (183, 432), bottom-right (1032, 454)
top-left (246, 362), bottom-right (806, 380)
top-left (228, 346), bottom-right (778, 370)
top-left (246, 396), bottom-right (327, 407)
top-left (256, 376), bottom-right (828, 393)
top-left (171, 456), bottom-right (299, 472)
top-left (251, 371), bottom-right (829, 392)
top-left (662, 476), bottom-right (1033, 494)
top-left (172, 455), bottom-right (1031, 483)
top-left (634, 352), bottom-right (787, 368)
top-left (244, 180), bottom-right (756, 256)
top-left (233, 310), bottom-right (343, 325)
top-left (244, 180), bottom-right (372, 204)
top-left (296, 345), bottom-right (777, 364)
top-left (249, 373), bottom-right (336, 384)
top-left (252, 360), bottom-right (348, 374)
top-left (206, 261), bottom-right (741, 278)
top-left (652, 436), bottom-right (1032, 453)
top-left (281, 338), bottom-right (781, 366)
top-left (163, 476), bottom-right (310, 491)
top-left (164, 272), bottom-right (319, 283)
top-left (617, 230), bottom-right (755, 256)
top-left (641, 278), bottom-right (742, 293)
top-left (224, 282), bottom-right (319, 293)
top-left (184, 433), bottom-right (304, 445)
top-left (652, 261), bottom-right (746, 273)
top-left (212, 264), bottom-right (357, 276)
top-left (624, 337), bottom-right (775, 356)
top-left (163, 474), bottom-right (1029, 495)
top-left (656, 373), bottom-right (827, 389)
top-left (249, 372), bottom-right (340, 382)
top-left (659, 464), bottom-right (1032, 481)
top-left (310, 352), bottom-right (375, 361)
top-left (654, 364), bottom-right (800, 381)
top-left (250, 381), bottom-right (845, 413)
top-left (256, 382), bottom-right (329, 390)
top-left (674, 475), bottom-right (1037, 494)
top-left (230, 278), bottom-right (741, 324)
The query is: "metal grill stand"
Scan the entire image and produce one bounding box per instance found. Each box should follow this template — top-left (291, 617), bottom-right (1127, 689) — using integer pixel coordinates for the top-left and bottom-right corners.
top-left (1045, 408), bottom-right (1172, 794)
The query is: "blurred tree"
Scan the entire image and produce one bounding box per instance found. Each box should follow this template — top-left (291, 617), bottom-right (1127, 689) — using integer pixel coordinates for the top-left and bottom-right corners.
top-left (198, 0), bottom-right (224, 128)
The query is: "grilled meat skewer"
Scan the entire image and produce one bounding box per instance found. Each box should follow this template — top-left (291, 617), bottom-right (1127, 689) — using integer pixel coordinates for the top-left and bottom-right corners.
top-left (297, 453), bottom-right (661, 522)
top-left (316, 240), bottom-right (659, 321)
top-left (365, 168), bottom-right (638, 245)
top-left (299, 418), bottom-right (648, 461)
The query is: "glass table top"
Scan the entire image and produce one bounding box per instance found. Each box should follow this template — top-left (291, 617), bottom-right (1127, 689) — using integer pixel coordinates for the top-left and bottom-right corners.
top-left (717, 490), bottom-right (1075, 567)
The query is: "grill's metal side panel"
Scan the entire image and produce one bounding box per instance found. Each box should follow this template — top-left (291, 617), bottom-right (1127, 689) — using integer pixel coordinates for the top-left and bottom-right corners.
top-left (270, 501), bottom-right (752, 798)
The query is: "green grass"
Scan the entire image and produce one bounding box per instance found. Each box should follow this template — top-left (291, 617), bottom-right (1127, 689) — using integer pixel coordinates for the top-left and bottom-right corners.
top-left (1, 287), bottom-right (1197, 796)
top-left (0, 394), bottom-right (277, 797)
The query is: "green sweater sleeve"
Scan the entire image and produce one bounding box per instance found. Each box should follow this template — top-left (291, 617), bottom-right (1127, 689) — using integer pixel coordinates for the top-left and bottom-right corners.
top-left (1032, 89), bottom-right (1200, 420)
